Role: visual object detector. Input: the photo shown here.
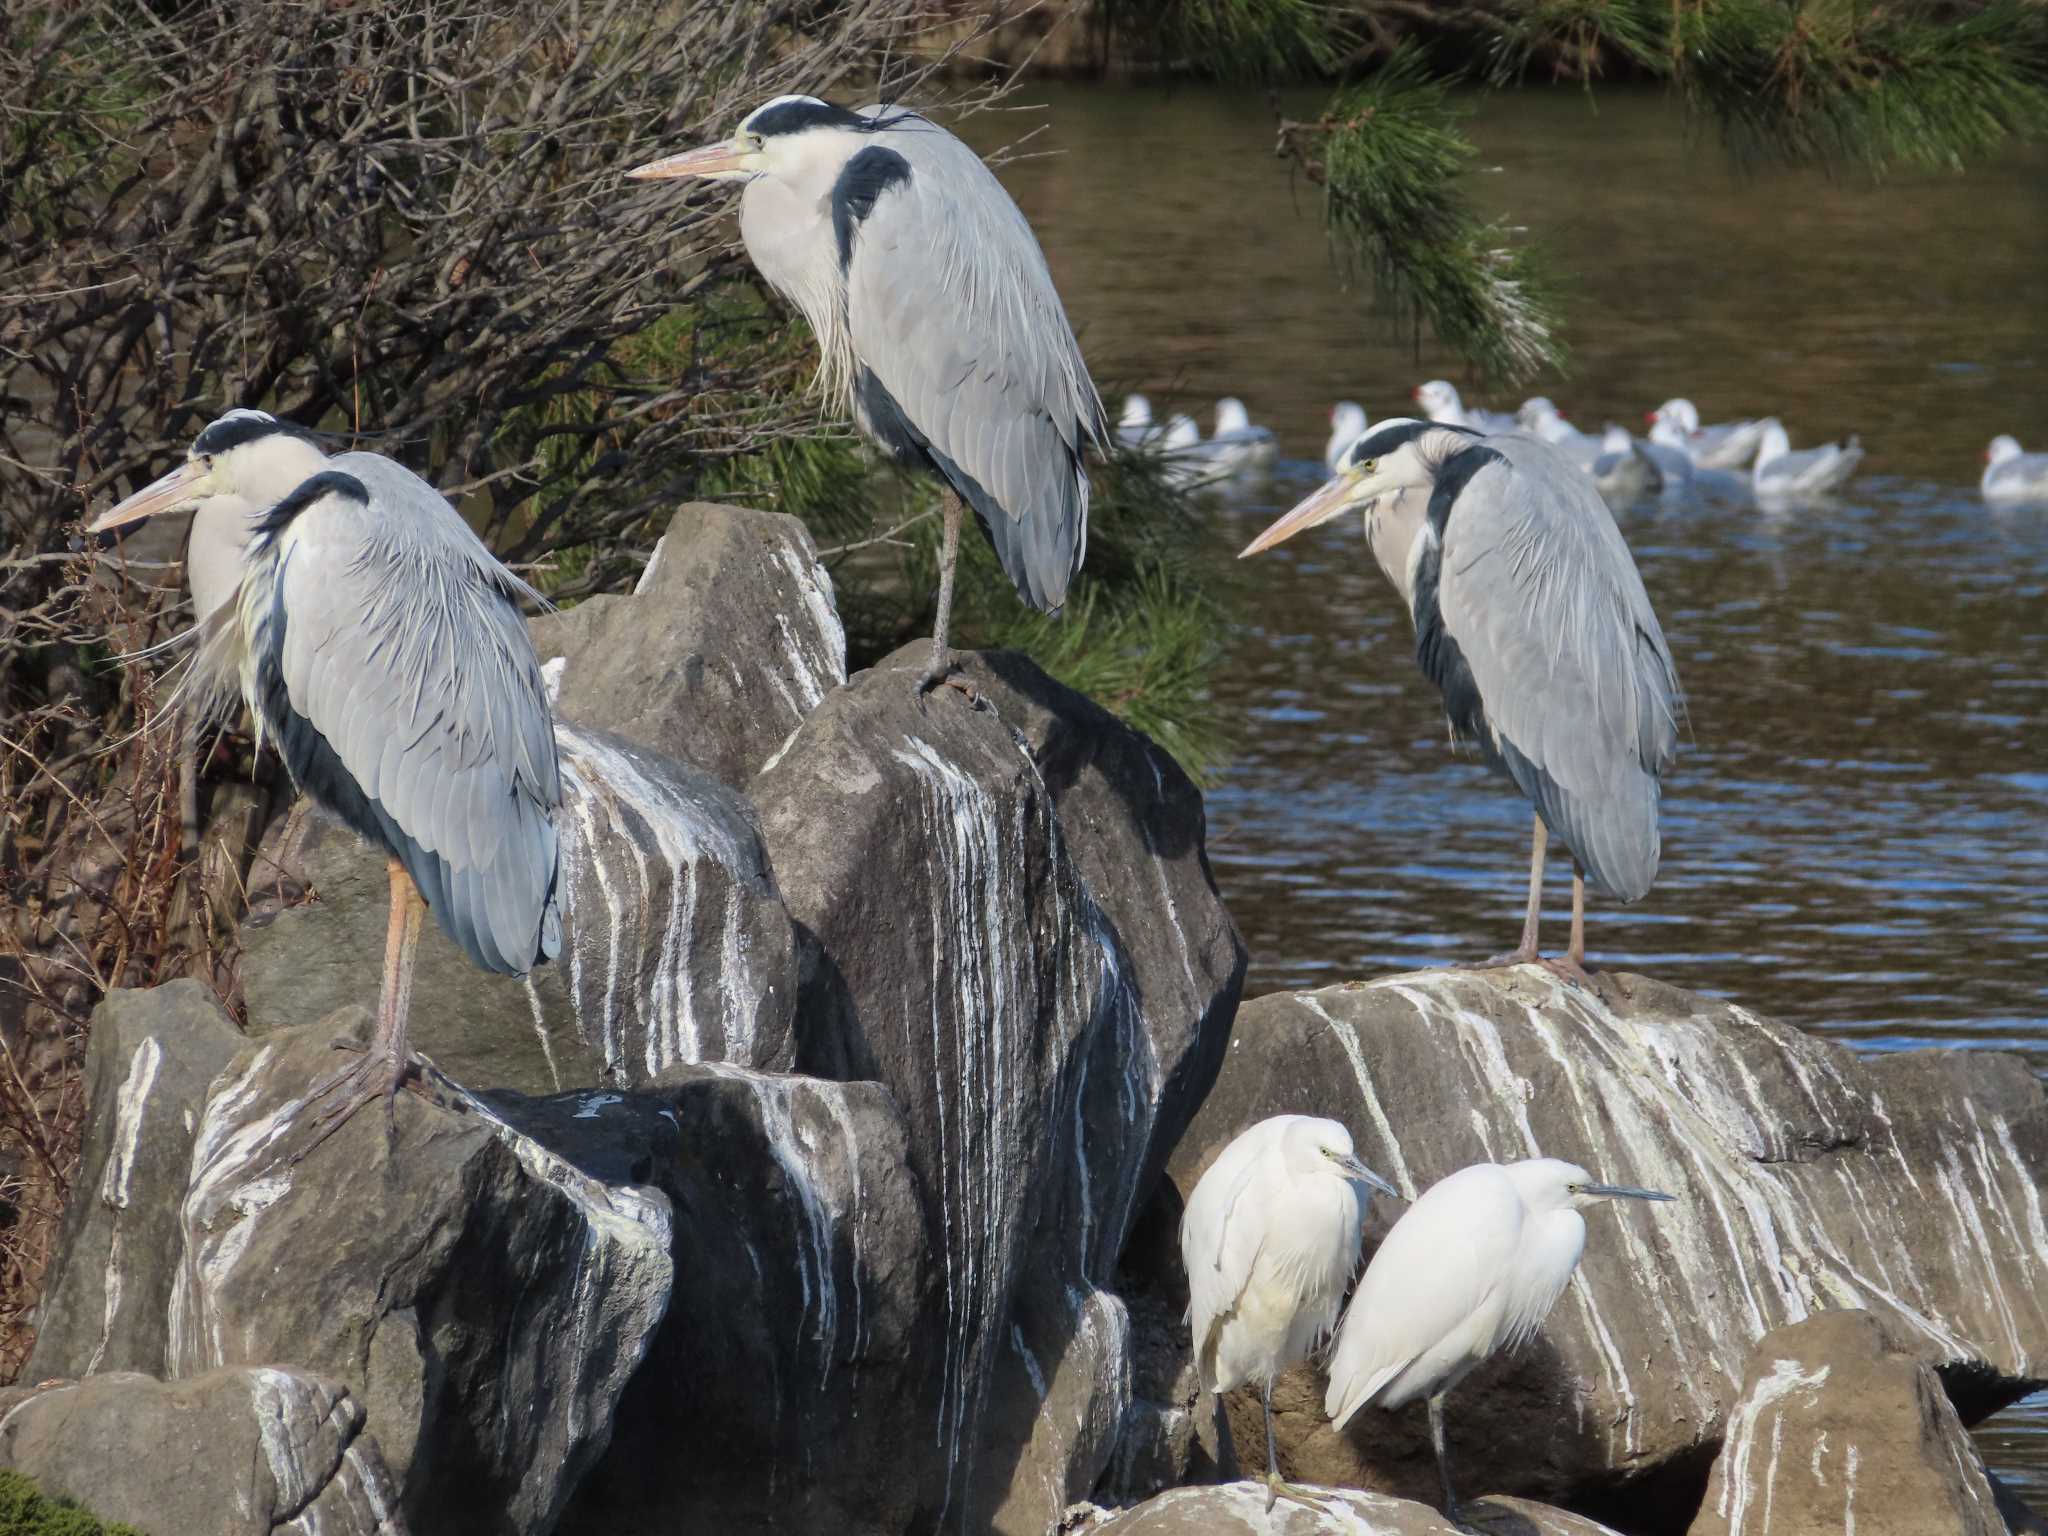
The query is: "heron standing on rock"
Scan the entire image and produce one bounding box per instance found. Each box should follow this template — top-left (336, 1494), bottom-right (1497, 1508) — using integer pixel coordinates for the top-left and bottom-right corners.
top-left (1181, 1115), bottom-right (1398, 1509)
top-left (1324, 1158), bottom-right (1673, 1523)
top-left (628, 96), bottom-right (1105, 690)
top-left (1239, 420), bottom-right (1683, 973)
top-left (88, 411), bottom-right (562, 1148)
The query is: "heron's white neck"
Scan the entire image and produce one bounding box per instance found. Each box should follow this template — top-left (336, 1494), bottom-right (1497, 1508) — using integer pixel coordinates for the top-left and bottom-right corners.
top-left (740, 132), bottom-right (868, 412)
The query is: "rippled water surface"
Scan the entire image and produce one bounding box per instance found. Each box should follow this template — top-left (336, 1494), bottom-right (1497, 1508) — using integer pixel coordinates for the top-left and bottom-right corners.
top-left (967, 83), bottom-right (2048, 1497)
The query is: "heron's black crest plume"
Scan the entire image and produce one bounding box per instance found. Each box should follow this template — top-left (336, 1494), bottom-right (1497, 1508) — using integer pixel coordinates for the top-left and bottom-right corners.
top-left (1344, 418), bottom-right (1477, 468)
top-left (192, 409), bottom-right (322, 457)
top-left (741, 96), bottom-right (915, 139)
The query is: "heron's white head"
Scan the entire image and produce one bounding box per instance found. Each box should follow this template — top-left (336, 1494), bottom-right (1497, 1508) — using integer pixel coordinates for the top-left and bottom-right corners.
top-left (1987, 434), bottom-right (2023, 466)
top-left (1755, 419), bottom-right (1791, 467)
top-left (1238, 417), bottom-right (1457, 557)
top-left (1277, 1117), bottom-right (1399, 1198)
top-left (1509, 1158), bottom-right (1675, 1214)
top-left (626, 95), bottom-right (910, 186)
top-left (1215, 397), bottom-right (1253, 436)
top-left (1412, 380), bottom-right (1463, 422)
top-left (1121, 395), bottom-right (1155, 432)
top-left (86, 410), bottom-right (328, 539)
top-left (1651, 398), bottom-right (1701, 435)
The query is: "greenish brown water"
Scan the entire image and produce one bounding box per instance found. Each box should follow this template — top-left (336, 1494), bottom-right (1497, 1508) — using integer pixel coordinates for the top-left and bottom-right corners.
top-left (967, 83), bottom-right (2048, 1503)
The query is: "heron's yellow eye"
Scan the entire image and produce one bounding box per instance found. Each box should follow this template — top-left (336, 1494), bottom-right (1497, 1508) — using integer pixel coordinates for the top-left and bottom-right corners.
top-left (1355, 457), bottom-right (1377, 476)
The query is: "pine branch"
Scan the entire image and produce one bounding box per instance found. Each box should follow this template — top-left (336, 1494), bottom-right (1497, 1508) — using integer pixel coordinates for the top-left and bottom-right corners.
top-left (1276, 48), bottom-right (1568, 384)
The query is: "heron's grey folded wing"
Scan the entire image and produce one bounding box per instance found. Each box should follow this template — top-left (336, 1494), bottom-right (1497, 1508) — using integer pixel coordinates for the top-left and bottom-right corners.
top-left (266, 463), bottom-right (562, 974)
top-left (843, 119), bottom-right (1104, 613)
top-left (1432, 437), bottom-right (1682, 902)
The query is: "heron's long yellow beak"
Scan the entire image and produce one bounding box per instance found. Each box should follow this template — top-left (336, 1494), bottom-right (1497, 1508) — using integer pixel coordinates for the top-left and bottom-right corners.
top-left (87, 459), bottom-right (213, 535)
top-left (1238, 471), bottom-right (1363, 558)
top-left (625, 141), bottom-right (747, 181)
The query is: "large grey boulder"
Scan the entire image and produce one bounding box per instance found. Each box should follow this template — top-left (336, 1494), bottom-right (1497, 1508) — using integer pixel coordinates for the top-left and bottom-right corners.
top-left (751, 644), bottom-right (1243, 1533)
top-left (1689, 1310), bottom-right (2004, 1536)
top-left (551, 1064), bottom-right (936, 1535)
top-left (1068, 1484), bottom-right (1622, 1535)
top-left (0, 1366), bottom-right (405, 1535)
top-left (1154, 969), bottom-right (2048, 1514)
top-left (237, 718), bottom-right (798, 1094)
top-left (26, 980), bottom-right (243, 1381)
top-left (169, 1014), bottom-right (673, 1536)
top-left (529, 500), bottom-right (846, 787)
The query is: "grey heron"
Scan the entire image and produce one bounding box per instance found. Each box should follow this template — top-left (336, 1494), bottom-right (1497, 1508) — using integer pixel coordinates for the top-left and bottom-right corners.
top-left (627, 96), bottom-right (1105, 690)
top-left (1326, 402), bottom-right (1368, 472)
top-left (1180, 1115), bottom-right (1398, 1509)
top-left (1324, 1158), bottom-right (1673, 1523)
top-left (1648, 398), bottom-right (1766, 470)
top-left (87, 411), bottom-right (562, 1146)
top-left (1238, 420), bottom-right (1683, 973)
top-left (1984, 436), bottom-right (2048, 501)
top-left (1414, 381), bottom-right (1517, 435)
top-left (1752, 419), bottom-right (1863, 499)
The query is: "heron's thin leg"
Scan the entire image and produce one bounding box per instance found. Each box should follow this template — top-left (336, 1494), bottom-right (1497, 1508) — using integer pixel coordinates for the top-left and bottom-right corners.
top-left (923, 488), bottom-right (965, 687)
top-left (290, 858), bottom-right (425, 1162)
top-left (1487, 814), bottom-right (1546, 968)
top-left (1429, 1392), bottom-right (1460, 1523)
top-left (1568, 862), bottom-right (1587, 970)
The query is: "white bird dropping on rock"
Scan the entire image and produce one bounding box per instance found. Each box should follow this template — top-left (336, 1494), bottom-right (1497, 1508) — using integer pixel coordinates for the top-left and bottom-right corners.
top-left (1324, 1157), bottom-right (1674, 1524)
top-left (1181, 1114), bottom-right (1398, 1510)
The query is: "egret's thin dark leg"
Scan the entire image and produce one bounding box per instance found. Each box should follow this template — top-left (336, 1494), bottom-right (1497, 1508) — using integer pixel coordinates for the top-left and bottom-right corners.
top-left (291, 858), bottom-right (424, 1161)
top-left (922, 488), bottom-right (965, 690)
top-left (1429, 1392), bottom-right (1462, 1525)
top-left (1487, 814), bottom-right (1546, 968)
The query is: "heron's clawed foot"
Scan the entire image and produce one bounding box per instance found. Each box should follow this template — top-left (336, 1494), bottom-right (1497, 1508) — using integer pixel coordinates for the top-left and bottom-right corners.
top-left (1261, 1472), bottom-right (1336, 1514)
top-left (1535, 954), bottom-right (1593, 988)
top-left (1483, 945), bottom-right (1540, 970)
top-left (288, 1046), bottom-right (420, 1164)
top-left (914, 663), bottom-right (983, 711)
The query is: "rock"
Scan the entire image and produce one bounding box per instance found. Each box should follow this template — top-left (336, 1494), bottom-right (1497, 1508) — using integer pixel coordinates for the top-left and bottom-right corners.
top-left (751, 645), bottom-right (1243, 1533)
top-left (1155, 969), bottom-right (2048, 1514)
top-left (237, 718), bottom-right (798, 1094)
top-left (26, 981), bottom-right (243, 1380)
top-left (0, 1366), bottom-right (405, 1535)
top-left (1689, 1310), bottom-right (2005, 1536)
top-left (168, 1015), bottom-right (673, 1536)
top-left (551, 1064), bottom-right (936, 1535)
top-left (528, 501), bottom-right (846, 788)
top-left (1071, 1483), bottom-right (1622, 1534)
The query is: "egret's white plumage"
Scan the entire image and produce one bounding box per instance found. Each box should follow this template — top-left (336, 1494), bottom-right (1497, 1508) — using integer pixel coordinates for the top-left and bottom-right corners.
top-left (1182, 1115), bottom-right (1396, 1506)
top-left (1982, 435), bottom-right (2048, 502)
top-left (1325, 1158), bottom-right (1673, 1519)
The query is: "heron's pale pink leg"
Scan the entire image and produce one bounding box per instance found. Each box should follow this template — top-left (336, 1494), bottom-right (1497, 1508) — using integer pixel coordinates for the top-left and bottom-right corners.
top-left (1486, 814), bottom-right (1547, 968)
top-left (1536, 863), bottom-right (1593, 986)
top-left (922, 489), bottom-right (966, 690)
top-left (291, 858), bottom-right (424, 1161)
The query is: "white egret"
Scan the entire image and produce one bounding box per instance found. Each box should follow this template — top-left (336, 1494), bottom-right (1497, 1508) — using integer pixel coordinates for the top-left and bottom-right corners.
top-left (1325, 1158), bottom-right (1673, 1522)
top-left (1182, 1115), bottom-right (1399, 1509)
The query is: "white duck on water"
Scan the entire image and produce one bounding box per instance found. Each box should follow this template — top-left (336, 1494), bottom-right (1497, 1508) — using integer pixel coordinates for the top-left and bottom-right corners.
top-left (1982, 436), bottom-right (2048, 502)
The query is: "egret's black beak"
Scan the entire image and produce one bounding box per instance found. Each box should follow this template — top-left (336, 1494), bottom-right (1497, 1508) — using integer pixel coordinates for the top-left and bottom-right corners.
top-left (1338, 1154), bottom-right (1400, 1200)
top-left (1586, 1183), bottom-right (1675, 1202)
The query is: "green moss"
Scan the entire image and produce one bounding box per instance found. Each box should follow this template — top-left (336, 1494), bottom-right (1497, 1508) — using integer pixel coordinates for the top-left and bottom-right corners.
top-left (0, 1471), bottom-right (145, 1536)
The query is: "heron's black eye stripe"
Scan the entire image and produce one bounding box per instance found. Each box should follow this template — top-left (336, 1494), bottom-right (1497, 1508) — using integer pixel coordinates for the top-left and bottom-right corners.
top-left (743, 98), bottom-right (916, 139)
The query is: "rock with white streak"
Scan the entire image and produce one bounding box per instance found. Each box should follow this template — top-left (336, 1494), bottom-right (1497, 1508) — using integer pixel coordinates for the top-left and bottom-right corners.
top-left (1153, 969), bottom-right (2048, 1516)
top-left (1688, 1310), bottom-right (2005, 1536)
top-left (0, 1366), bottom-right (405, 1535)
top-left (1069, 1483), bottom-right (1623, 1534)
top-left (169, 1013), bottom-right (673, 1536)
top-left (547, 1064), bottom-right (936, 1535)
top-left (237, 718), bottom-right (799, 1093)
top-left (751, 644), bottom-right (1244, 1534)
top-left (26, 980), bottom-right (243, 1381)
top-left (528, 501), bottom-right (847, 788)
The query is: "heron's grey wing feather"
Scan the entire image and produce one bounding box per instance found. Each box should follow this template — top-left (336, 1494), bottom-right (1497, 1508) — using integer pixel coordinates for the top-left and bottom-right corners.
top-left (1325, 1166), bottom-right (1524, 1423)
top-left (268, 460), bottom-right (561, 974)
top-left (1434, 436), bottom-right (1681, 901)
top-left (845, 118), bottom-right (1103, 612)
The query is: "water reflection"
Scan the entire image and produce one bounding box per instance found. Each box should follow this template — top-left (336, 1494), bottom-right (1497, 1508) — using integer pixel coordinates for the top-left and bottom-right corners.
top-left (968, 83), bottom-right (2048, 1499)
